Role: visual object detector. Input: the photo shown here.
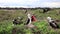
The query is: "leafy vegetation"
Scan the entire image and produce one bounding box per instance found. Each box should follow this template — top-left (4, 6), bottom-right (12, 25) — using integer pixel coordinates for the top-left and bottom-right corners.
top-left (0, 9), bottom-right (60, 34)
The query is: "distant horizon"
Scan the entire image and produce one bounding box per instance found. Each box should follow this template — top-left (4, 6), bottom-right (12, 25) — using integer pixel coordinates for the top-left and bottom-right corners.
top-left (0, 6), bottom-right (60, 8)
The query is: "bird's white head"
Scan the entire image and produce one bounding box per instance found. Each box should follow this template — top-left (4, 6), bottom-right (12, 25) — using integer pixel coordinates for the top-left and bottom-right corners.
top-left (47, 17), bottom-right (51, 20)
top-left (27, 13), bottom-right (31, 18)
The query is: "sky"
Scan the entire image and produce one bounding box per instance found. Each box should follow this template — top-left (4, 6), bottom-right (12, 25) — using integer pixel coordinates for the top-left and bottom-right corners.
top-left (0, 0), bottom-right (60, 8)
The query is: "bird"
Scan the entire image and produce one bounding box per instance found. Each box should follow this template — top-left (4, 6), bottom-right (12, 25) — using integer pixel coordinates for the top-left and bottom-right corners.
top-left (13, 19), bottom-right (19, 25)
top-left (47, 17), bottom-right (59, 29)
top-left (26, 13), bottom-right (31, 25)
top-left (31, 15), bottom-right (37, 22)
top-left (13, 17), bottom-right (23, 25)
top-left (25, 13), bottom-right (38, 28)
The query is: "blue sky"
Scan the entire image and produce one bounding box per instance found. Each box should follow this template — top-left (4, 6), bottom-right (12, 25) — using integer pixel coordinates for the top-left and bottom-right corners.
top-left (0, 0), bottom-right (60, 8)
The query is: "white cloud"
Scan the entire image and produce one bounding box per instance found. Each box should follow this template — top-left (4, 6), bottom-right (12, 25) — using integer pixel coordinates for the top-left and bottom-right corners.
top-left (0, 0), bottom-right (39, 4)
top-left (40, 2), bottom-right (60, 8)
top-left (0, 0), bottom-right (60, 8)
top-left (0, 0), bottom-right (39, 6)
